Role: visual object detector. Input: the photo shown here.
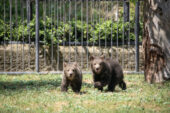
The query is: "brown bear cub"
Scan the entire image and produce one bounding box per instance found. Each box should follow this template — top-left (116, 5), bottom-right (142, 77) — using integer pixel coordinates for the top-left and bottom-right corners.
top-left (90, 55), bottom-right (126, 92)
top-left (61, 62), bottom-right (82, 93)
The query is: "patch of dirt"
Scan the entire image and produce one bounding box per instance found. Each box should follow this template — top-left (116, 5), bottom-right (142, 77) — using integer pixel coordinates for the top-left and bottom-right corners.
top-left (83, 79), bottom-right (93, 84)
top-left (143, 104), bottom-right (161, 111)
top-left (53, 101), bottom-right (68, 112)
top-left (83, 100), bottom-right (96, 106)
top-left (126, 81), bottom-right (139, 86)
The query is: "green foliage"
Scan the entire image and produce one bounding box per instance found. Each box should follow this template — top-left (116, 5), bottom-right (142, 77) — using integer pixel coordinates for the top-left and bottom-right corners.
top-left (0, 15), bottom-right (142, 45)
top-left (0, 0), bottom-right (144, 45)
top-left (0, 19), bottom-right (8, 41)
top-left (130, 0), bottom-right (137, 5)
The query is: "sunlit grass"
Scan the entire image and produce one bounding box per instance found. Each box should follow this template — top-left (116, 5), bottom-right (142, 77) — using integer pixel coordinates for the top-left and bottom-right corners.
top-left (0, 74), bottom-right (169, 113)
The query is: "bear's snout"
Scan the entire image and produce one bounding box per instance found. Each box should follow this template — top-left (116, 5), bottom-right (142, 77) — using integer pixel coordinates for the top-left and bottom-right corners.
top-left (69, 73), bottom-right (73, 76)
top-left (68, 71), bottom-right (74, 77)
top-left (94, 64), bottom-right (101, 72)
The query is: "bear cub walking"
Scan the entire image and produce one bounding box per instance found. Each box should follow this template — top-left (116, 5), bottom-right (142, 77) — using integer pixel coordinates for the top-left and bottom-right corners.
top-left (90, 55), bottom-right (126, 91)
top-left (61, 62), bottom-right (82, 93)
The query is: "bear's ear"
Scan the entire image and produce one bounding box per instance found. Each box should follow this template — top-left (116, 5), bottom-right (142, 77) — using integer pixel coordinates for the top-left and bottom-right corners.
top-left (63, 62), bottom-right (67, 68)
top-left (73, 62), bottom-right (77, 67)
top-left (90, 56), bottom-right (94, 61)
top-left (100, 55), bottom-right (105, 60)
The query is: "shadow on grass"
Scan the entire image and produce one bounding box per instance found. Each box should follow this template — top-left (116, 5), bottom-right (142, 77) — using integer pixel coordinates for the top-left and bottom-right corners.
top-left (83, 82), bottom-right (126, 93)
top-left (0, 78), bottom-right (62, 91)
top-left (82, 82), bottom-right (93, 88)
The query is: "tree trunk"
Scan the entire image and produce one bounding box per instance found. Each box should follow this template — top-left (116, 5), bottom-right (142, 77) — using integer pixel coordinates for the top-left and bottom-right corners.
top-left (143, 0), bottom-right (170, 83)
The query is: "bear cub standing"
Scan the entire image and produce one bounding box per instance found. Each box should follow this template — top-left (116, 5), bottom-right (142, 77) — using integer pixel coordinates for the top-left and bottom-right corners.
top-left (61, 62), bottom-right (82, 93)
top-left (90, 55), bottom-right (126, 91)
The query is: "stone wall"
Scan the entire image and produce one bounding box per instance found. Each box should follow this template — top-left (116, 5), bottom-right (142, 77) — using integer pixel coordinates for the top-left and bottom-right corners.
top-left (0, 44), bottom-right (144, 72)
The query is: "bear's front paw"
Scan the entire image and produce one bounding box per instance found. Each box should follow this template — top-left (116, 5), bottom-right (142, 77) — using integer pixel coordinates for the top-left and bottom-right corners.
top-left (94, 82), bottom-right (102, 88)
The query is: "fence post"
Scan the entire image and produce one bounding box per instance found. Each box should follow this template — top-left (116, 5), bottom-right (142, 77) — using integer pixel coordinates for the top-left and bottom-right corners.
top-left (35, 0), bottom-right (39, 72)
top-left (123, 0), bottom-right (129, 22)
top-left (135, 0), bottom-right (140, 72)
top-left (123, 0), bottom-right (129, 69)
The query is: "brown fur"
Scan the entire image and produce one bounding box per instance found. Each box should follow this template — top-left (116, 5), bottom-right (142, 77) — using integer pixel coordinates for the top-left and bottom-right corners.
top-left (90, 55), bottom-right (126, 91)
top-left (61, 62), bottom-right (82, 93)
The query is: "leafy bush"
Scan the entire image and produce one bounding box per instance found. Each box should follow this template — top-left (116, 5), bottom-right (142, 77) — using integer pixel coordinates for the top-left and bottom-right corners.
top-left (0, 15), bottom-right (142, 45)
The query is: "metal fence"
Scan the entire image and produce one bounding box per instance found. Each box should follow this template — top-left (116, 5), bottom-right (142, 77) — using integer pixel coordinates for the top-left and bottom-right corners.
top-left (0, 0), bottom-right (143, 74)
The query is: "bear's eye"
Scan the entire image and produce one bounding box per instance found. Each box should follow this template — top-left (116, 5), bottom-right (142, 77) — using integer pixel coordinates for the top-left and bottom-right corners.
top-left (72, 69), bottom-right (75, 72)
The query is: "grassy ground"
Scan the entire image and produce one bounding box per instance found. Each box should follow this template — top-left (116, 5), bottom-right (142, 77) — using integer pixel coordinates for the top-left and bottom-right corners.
top-left (0, 74), bottom-right (169, 113)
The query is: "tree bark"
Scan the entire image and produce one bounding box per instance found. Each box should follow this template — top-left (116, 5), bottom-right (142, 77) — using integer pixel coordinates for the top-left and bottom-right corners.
top-left (143, 0), bottom-right (170, 83)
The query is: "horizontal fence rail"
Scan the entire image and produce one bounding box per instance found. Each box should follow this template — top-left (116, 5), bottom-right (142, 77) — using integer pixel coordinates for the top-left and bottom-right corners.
top-left (0, 0), bottom-right (143, 74)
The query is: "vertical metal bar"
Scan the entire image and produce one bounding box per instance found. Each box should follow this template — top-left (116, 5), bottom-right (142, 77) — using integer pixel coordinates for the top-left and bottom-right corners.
top-left (3, 0), bottom-right (6, 72)
top-left (29, 0), bottom-right (31, 69)
top-left (69, 0), bottom-right (71, 63)
top-left (111, 0), bottom-right (113, 59)
top-left (10, 0), bottom-right (12, 71)
top-left (63, 0), bottom-right (65, 63)
top-left (60, 0), bottom-right (62, 23)
top-left (128, 1), bottom-right (131, 71)
top-left (48, 0), bottom-right (50, 17)
top-left (91, 1), bottom-right (92, 24)
top-left (103, 2), bottom-right (107, 49)
top-left (21, 0), bottom-right (25, 71)
top-left (99, 0), bottom-right (101, 49)
top-left (107, 1), bottom-right (109, 53)
top-left (50, 0), bottom-right (54, 70)
top-left (54, 0), bottom-right (56, 32)
top-left (43, 0), bottom-right (47, 67)
top-left (122, 0), bottom-right (126, 70)
top-left (104, 1), bottom-right (108, 50)
top-left (57, 0), bottom-right (59, 70)
top-left (116, 0), bottom-right (119, 61)
top-left (135, 0), bottom-right (140, 72)
top-left (75, 0), bottom-right (77, 62)
top-left (27, 0), bottom-right (31, 70)
top-left (123, 0), bottom-right (129, 22)
top-left (30, 0), bottom-right (33, 20)
top-left (57, 0), bottom-right (58, 29)
top-left (81, 0), bottom-right (83, 68)
top-left (92, 0), bottom-right (95, 53)
top-left (54, 0), bottom-right (56, 69)
top-left (124, 0), bottom-right (129, 70)
top-left (86, 0), bottom-right (89, 70)
top-left (35, 0), bottom-right (39, 72)
top-left (15, 0), bottom-right (19, 71)
top-left (102, 1), bottom-right (104, 49)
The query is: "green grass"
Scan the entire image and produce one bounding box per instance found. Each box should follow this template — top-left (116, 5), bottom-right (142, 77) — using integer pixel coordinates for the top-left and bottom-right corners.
top-left (0, 74), bottom-right (169, 113)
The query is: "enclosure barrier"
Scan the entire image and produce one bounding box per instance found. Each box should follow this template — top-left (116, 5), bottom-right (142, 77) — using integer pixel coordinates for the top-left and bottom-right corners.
top-left (0, 0), bottom-right (143, 74)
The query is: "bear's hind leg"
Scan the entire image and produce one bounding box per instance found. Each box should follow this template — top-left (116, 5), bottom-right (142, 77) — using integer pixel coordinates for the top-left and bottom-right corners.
top-left (108, 82), bottom-right (117, 92)
top-left (119, 80), bottom-right (126, 90)
top-left (98, 87), bottom-right (103, 91)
